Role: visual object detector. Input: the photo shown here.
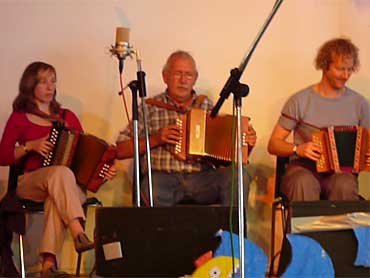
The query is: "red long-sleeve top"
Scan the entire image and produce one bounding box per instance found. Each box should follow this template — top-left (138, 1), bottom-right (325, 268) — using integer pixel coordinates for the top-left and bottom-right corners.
top-left (0, 109), bottom-right (83, 173)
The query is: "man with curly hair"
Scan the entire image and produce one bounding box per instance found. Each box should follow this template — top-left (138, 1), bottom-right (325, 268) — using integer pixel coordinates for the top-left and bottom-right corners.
top-left (268, 38), bottom-right (370, 201)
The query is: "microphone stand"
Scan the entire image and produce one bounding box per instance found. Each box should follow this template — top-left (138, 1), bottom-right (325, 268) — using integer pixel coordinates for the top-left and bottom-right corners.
top-left (126, 80), bottom-right (141, 207)
top-left (210, 1), bottom-right (284, 277)
top-left (124, 50), bottom-right (154, 207)
top-left (135, 51), bottom-right (154, 207)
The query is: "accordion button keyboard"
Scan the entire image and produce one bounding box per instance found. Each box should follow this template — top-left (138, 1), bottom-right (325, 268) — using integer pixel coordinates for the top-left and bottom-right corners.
top-left (175, 118), bottom-right (183, 154)
top-left (99, 163), bottom-right (110, 178)
top-left (242, 132), bottom-right (247, 146)
top-left (312, 136), bottom-right (327, 169)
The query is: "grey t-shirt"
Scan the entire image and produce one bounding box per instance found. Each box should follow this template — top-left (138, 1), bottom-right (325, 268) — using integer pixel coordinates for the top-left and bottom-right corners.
top-left (278, 85), bottom-right (370, 146)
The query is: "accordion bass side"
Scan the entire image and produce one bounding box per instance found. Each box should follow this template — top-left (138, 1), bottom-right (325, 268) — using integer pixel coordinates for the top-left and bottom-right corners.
top-left (174, 108), bottom-right (249, 164)
top-left (43, 129), bottom-right (117, 192)
top-left (312, 126), bottom-right (370, 173)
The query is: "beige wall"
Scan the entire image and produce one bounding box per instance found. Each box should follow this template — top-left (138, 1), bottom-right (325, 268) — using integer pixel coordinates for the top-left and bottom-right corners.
top-left (0, 0), bottom-right (369, 273)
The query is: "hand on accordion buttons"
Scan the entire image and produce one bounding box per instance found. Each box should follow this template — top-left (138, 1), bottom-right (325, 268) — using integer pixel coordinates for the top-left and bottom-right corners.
top-left (103, 163), bottom-right (117, 180)
top-left (158, 124), bottom-right (181, 145)
top-left (25, 135), bottom-right (54, 157)
top-left (298, 141), bottom-right (322, 161)
top-left (246, 124), bottom-right (257, 148)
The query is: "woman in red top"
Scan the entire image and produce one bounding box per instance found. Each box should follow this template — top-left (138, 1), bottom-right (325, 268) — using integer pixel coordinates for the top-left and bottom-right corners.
top-left (0, 62), bottom-right (114, 277)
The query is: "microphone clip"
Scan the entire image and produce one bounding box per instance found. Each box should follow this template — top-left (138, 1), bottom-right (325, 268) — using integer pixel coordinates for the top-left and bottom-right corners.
top-left (109, 42), bottom-right (135, 60)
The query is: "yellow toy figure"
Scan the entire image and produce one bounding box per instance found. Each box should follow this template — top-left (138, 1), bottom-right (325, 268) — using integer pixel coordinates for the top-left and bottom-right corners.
top-left (188, 230), bottom-right (268, 278)
top-left (191, 256), bottom-right (240, 278)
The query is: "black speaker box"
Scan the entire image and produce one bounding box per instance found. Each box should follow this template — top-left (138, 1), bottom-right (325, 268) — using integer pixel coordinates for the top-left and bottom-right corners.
top-left (95, 206), bottom-right (242, 277)
top-left (278, 201), bottom-right (370, 277)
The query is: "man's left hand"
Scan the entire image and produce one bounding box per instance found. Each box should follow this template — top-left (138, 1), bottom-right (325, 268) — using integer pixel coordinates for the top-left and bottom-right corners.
top-left (246, 124), bottom-right (257, 148)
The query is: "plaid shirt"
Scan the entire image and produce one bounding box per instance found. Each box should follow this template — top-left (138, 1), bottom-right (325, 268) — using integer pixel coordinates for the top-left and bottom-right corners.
top-left (117, 91), bottom-right (213, 173)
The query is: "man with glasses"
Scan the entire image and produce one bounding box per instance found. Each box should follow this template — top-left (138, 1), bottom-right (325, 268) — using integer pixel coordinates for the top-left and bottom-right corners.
top-left (116, 50), bottom-right (257, 207)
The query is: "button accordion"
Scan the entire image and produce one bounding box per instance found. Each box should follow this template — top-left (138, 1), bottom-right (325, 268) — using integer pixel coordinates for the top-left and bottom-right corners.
top-left (173, 108), bottom-right (249, 164)
top-left (312, 126), bottom-right (370, 173)
top-left (43, 128), bottom-right (117, 192)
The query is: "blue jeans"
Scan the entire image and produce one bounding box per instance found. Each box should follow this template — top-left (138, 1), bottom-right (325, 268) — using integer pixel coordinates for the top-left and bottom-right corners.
top-left (141, 165), bottom-right (252, 207)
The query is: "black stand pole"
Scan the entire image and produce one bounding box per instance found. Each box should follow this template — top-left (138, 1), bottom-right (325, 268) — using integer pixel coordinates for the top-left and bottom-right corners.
top-left (125, 69), bottom-right (154, 207)
top-left (127, 80), bottom-right (141, 207)
top-left (209, 1), bottom-right (284, 277)
top-left (210, 68), bottom-right (249, 118)
top-left (135, 56), bottom-right (154, 207)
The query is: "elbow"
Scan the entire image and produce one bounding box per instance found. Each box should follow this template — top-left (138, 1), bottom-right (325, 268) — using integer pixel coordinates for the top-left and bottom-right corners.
top-left (267, 139), bottom-right (281, 156)
top-left (267, 140), bottom-right (275, 155)
top-left (116, 141), bottom-right (134, 159)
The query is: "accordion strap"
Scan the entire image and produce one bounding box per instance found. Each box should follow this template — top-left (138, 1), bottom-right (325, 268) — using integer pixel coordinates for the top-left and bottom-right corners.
top-left (52, 108), bottom-right (67, 130)
top-left (146, 94), bottom-right (207, 113)
top-left (145, 98), bottom-right (182, 112)
top-left (193, 95), bottom-right (207, 108)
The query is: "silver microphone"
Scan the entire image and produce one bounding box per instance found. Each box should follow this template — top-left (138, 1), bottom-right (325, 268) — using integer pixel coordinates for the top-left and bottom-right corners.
top-left (110, 27), bottom-right (133, 72)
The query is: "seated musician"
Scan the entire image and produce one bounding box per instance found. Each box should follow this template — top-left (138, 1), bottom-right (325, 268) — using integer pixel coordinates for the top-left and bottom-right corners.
top-left (267, 38), bottom-right (370, 202)
top-left (116, 50), bottom-right (257, 207)
top-left (0, 62), bottom-right (116, 277)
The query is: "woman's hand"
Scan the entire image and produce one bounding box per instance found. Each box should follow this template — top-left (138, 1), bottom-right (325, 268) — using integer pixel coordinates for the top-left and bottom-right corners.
top-left (25, 136), bottom-right (54, 158)
top-left (104, 163), bottom-right (117, 180)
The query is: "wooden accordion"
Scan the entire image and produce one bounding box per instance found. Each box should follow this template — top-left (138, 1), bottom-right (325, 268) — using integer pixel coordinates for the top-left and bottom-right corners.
top-left (173, 108), bottom-right (249, 164)
top-left (312, 126), bottom-right (370, 173)
top-left (43, 128), bottom-right (117, 192)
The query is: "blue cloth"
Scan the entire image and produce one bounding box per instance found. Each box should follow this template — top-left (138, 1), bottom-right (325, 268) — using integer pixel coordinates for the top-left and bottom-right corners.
top-left (214, 230), bottom-right (268, 278)
top-left (282, 234), bottom-right (334, 278)
top-left (353, 226), bottom-right (370, 267)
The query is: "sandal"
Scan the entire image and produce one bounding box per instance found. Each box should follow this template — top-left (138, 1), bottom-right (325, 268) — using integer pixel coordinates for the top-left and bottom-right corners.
top-left (74, 232), bottom-right (94, 253)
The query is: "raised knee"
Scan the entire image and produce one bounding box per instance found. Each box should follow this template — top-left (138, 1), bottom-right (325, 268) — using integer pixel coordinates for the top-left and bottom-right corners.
top-left (49, 165), bottom-right (75, 182)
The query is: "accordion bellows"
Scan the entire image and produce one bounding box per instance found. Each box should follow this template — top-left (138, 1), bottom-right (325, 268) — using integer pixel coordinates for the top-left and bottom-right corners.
top-left (43, 128), bottom-right (117, 192)
top-left (174, 108), bottom-right (249, 164)
top-left (312, 126), bottom-right (370, 173)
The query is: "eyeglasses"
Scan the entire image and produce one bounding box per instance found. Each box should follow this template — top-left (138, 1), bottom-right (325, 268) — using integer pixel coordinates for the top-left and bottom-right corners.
top-left (171, 71), bottom-right (196, 80)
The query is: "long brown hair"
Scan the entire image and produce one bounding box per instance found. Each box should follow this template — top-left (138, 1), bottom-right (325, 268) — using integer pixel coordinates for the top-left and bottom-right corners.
top-left (13, 61), bottom-right (61, 115)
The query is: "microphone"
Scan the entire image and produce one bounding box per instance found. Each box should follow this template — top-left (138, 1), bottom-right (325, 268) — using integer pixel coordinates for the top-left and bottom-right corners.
top-left (110, 27), bottom-right (133, 73)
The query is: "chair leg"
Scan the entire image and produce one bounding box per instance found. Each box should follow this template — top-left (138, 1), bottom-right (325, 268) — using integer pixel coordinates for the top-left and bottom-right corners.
top-left (75, 205), bottom-right (88, 276)
top-left (76, 201), bottom-right (101, 276)
top-left (76, 251), bottom-right (82, 276)
top-left (268, 202), bottom-right (278, 277)
top-left (19, 234), bottom-right (26, 278)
